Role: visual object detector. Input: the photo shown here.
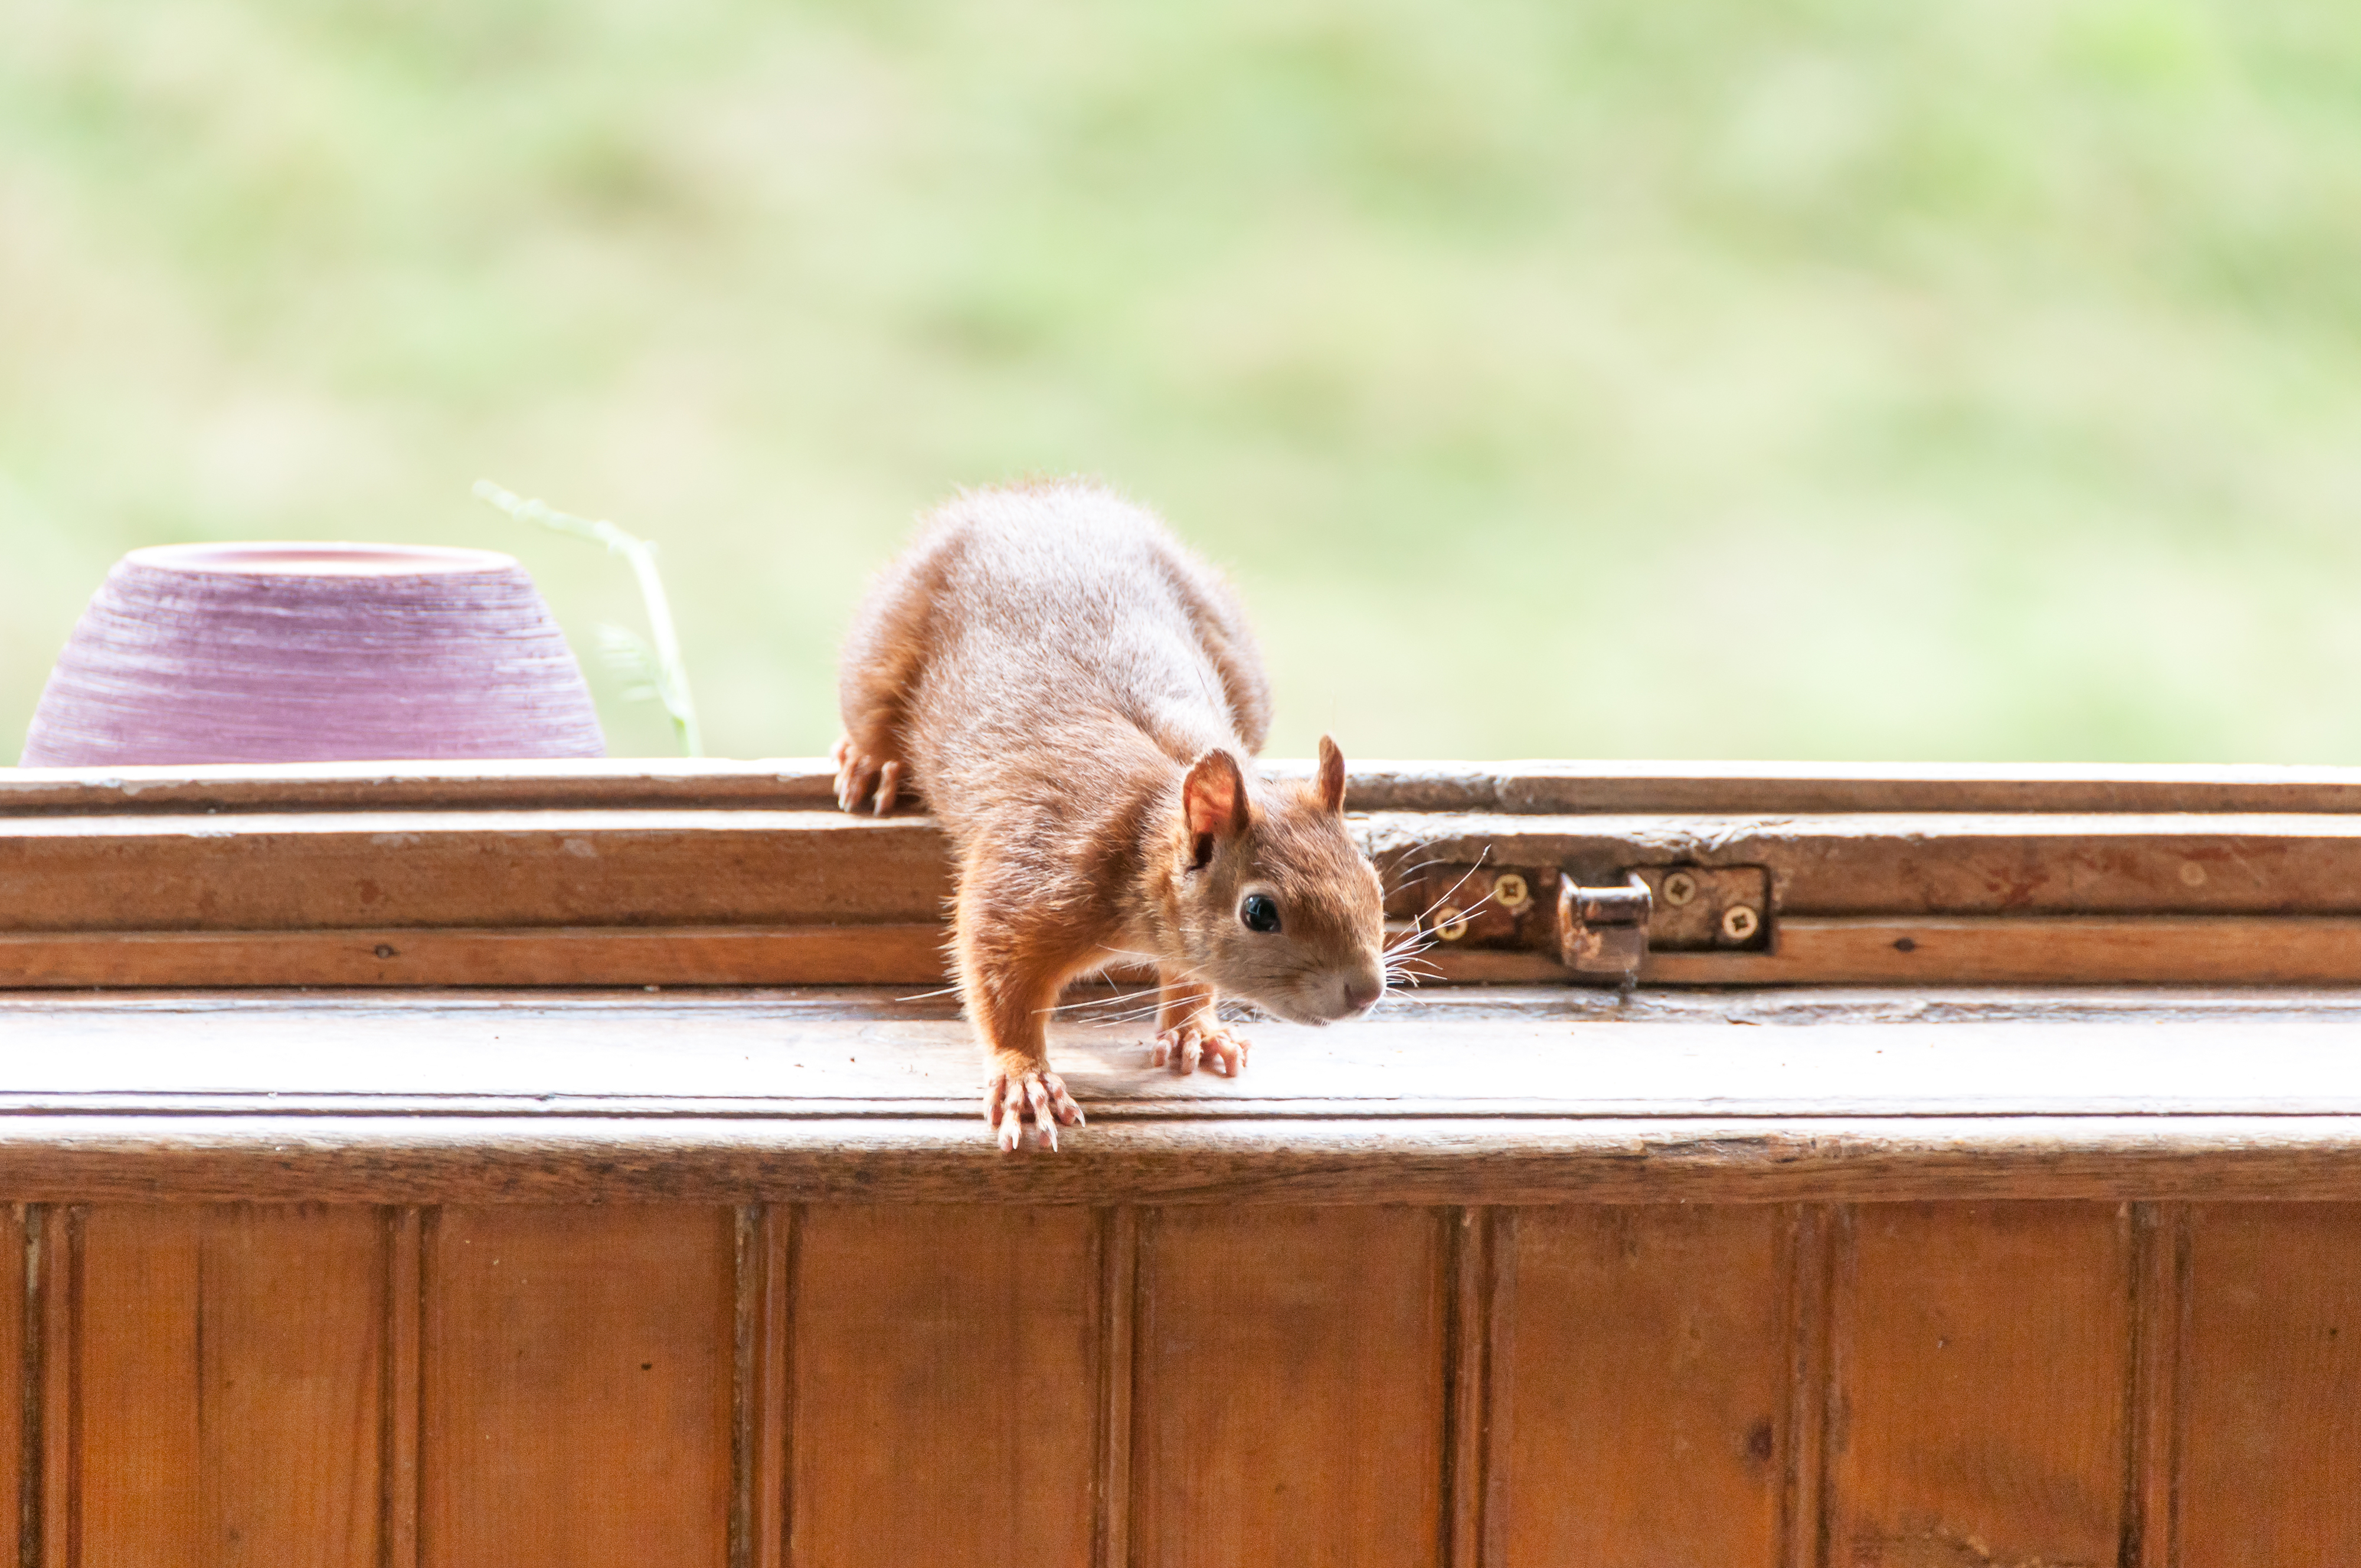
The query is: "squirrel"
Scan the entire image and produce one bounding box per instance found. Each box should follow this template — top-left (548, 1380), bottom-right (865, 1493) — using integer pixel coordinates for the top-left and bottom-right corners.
top-left (834, 479), bottom-right (1387, 1151)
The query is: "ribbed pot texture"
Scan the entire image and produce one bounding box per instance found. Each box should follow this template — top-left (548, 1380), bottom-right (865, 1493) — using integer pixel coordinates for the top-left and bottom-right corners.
top-left (20, 543), bottom-right (607, 765)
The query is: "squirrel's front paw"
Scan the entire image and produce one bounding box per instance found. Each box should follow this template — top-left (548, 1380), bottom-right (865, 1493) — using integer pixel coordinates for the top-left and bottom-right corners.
top-left (986, 1066), bottom-right (1084, 1152)
top-left (1153, 1020), bottom-right (1249, 1077)
top-left (831, 735), bottom-right (904, 816)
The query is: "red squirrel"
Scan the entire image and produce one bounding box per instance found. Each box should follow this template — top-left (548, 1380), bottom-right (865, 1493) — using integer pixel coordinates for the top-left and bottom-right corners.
top-left (834, 479), bottom-right (1386, 1150)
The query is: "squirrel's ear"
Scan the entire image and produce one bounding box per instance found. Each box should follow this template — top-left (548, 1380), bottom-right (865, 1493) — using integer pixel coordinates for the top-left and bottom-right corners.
top-left (1183, 748), bottom-right (1250, 867)
top-left (1316, 735), bottom-right (1346, 814)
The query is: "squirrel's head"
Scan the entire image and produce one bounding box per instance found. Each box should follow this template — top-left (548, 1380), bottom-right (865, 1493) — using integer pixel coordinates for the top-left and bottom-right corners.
top-left (1160, 736), bottom-right (1386, 1025)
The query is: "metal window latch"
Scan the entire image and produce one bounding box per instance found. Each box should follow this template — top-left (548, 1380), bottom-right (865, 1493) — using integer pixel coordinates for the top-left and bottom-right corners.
top-left (1385, 858), bottom-right (1770, 986)
top-left (1555, 864), bottom-right (1774, 983)
top-left (1558, 871), bottom-right (1653, 979)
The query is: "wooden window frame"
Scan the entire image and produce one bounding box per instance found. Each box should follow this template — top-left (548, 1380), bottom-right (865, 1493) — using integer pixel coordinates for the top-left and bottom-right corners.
top-left (5, 757), bottom-right (2360, 1206)
top-left (8, 760), bottom-right (2361, 1565)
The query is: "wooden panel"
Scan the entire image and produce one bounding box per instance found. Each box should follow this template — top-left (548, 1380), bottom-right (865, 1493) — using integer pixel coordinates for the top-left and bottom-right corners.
top-left (1132, 1207), bottom-right (1446, 1567)
top-left (17, 991), bottom-right (2361, 1121)
top-left (192, 1206), bottom-right (390, 1567)
top-left (16, 908), bottom-right (2361, 991)
top-left (1379, 759), bottom-right (2361, 817)
top-left (422, 1206), bottom-right (733, 1568)
top-left (15, 756), bottom-right (2361, 818)
top-left (11, 1114), bottom-right (2361, 1207)
top-left (0, 923), bottom-right (946, 988)
top-left (1363, 811), bottom-right (2361, 917)
top-left (741, 1207), bottom-right (792, 1568)
top-left (0, 810), bottom-right (946, 932)
top-left (1641, 915), bottom-right (2361, 987)
top-left (59, 1205), bottom-right (389, 1567)
top-left (0, 1206), bottom-right (21, 1568)
top-left (789, 1206), bottom-right (1100, 1567)
top-left (1826, 1203), bottom-right (2133, 1568)
top-left (1493, 1206), bottom-right (1789, 1566)
top-left (70, 1207), bottom-right (200, 1559)
top-left (2179, 1203), bottom-right (2361, 1565)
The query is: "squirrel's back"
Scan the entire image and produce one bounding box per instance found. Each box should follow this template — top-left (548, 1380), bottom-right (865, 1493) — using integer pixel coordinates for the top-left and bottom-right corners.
top-left (841, 480), bottom-right (1271, 842)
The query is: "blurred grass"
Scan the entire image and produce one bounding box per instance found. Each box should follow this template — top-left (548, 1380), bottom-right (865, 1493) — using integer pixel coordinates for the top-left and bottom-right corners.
top-left (4, 0), bottom-right (2361, 762)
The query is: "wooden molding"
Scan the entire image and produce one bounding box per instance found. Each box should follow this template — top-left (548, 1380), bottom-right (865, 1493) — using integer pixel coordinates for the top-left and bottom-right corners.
top-left (9, 761), bottom-right (2361, 988)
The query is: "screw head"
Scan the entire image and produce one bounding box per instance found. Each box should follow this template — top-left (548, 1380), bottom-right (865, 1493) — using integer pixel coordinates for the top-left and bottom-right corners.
top-left (1434, 906), bottom-right (1470, 941)
top-left (1492, 872), bottom-right (1531, 911)
top-left (1662, 870), bottom-right (1699, 906)
top-left (1721, 905), bottom-right (1760, 942)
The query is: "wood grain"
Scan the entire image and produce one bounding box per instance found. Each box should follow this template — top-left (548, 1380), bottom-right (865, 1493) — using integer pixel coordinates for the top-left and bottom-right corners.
top-left (9, 803), bottom-right (2361, 989)
top-left (57, 1205), bottom-right (388, 1567)
top-left (421, 1206), bottom-right (734, 1568)
top-left (2124, 1203), bottom-right (2187, 1568)
top-left (0, 924), bottom-right (948, 988)
top-left (1826, 1203), bottom-right (2134, 1568)
top-left (1443, 1207), bottom-right (1493, 1568)
top-left (194, 1205), bottom-right (387, 1567)
top-left (1493, 1205), bottom-right (1790, 1567)
top-left (37, 1205), bottom-right (78, 1568)
top-left (0, 810), bottom-right (947, 932)
top-left (1361, 811), bottom-right (2361, 918)
top-left (0, 1206), bottom-right (21, 1568)
top-left (9, 1115), bottom-right (2361, 1206)
top-left (2178, 1203), bottom-right (2361, 1566)
top-left (0, 759), bottom-right (844, 815)
top-left (16, 757), bottom-right (2361, 817)
top-left (738, 1205), bottom-right (793, 1568)
top-left (1131, 1207), bottom-right (1447, 1568)
top-left (1644, 914), bottom-right (2361, 987)
top-left (67, 1207), bottom-right (198, 1560)
top-left (789, 1206), bottom-right (1099, 1568)
top-left (13, 990), bottom-right (2361, 1122)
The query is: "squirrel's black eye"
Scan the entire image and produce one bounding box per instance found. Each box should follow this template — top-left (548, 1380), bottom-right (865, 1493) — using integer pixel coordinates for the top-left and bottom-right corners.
top-left (1240, 893), bottom-right (1281, 933)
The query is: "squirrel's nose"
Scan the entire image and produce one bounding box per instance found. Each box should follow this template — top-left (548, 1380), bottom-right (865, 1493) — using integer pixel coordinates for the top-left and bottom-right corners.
top-left (1343, 977), bottom-right (1382, 1014)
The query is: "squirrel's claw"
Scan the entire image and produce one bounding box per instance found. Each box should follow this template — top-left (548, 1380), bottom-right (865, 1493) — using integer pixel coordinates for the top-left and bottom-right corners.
top-left (1153, 1022), bottom-right (1249, 1077)
top-left (986, 1067), bottom-right (1084, 1153)
top-left (832, 736), bottom-right (902, 816)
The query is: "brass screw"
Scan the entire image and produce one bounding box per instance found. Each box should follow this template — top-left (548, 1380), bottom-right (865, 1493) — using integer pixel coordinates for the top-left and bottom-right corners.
top-left (1492, 872), bottom-right (1531, 911)
top-left (1721, 905), bottom-right (1760, 942)
top-left (1434, 906), bottom-right (1470, 941)
top-left (1662, 870), bottom-right (1699, 906)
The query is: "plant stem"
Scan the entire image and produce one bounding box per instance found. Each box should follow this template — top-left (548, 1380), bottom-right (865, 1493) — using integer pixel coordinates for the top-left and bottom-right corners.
top-left (474, 479), bottom-right (704, 757)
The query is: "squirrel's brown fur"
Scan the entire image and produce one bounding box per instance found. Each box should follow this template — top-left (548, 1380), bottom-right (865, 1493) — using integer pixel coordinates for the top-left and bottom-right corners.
top-left (835, 479), bottom-right (1385, 1150)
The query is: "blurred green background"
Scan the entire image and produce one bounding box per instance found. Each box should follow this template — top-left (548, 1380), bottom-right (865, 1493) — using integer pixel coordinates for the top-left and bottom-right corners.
top-left (4, 0), bottom-right (2360, 764)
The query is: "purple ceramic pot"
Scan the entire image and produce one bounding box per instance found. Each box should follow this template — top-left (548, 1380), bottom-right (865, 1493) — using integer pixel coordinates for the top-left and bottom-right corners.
top-left (20, 542), bottom-right (607, 765)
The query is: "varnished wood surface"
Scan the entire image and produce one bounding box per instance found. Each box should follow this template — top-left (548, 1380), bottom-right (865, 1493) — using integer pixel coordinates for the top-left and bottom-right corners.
top-left (4, 987), bottom-right (2361, 1203)
top-left (8, 1115), bottom-right (2361, 1206)
top-left (21, 913), bottom-right (2361, 988)
top-left (16, 761), bottom-right (2361, 988)
top-left (423, 1206), bottom-right (734, 1567)
top-left (8, 1197), bottom-right (2360, 1565)
top-left (17, 756), bottom-right (2361, 816)
top-left (789, 1206), bottom-right (1100, 1566)
top-left (1643, 914), bottom-right (2361, 987)
top-left (1826, 1203), bottom-right (2134, 1567)
top-left (0, 924), bottom-right (949, 988)
top-left (1359, 810), bottom-right (2361, 916)
top-left (15, 810), bottom-right (2361, 935)
top-left (2178, 1203), bottom-right (2361, 1566)
top-left (1134, 1208), bottom-right (1448, 1567)
top-left (6, 986), bottom-right (2361, 1119)
top-left (1491, 1206), bottom-right (1789, 1564)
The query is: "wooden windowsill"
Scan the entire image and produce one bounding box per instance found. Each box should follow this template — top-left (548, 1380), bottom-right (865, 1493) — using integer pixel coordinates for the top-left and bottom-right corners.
top-left (9, 984), bottom-right (2361, 1204)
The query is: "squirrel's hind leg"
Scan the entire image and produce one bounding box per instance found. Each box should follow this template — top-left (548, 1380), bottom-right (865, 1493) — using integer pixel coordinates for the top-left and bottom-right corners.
top-left (835, 529), bottom-right (965, 814)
